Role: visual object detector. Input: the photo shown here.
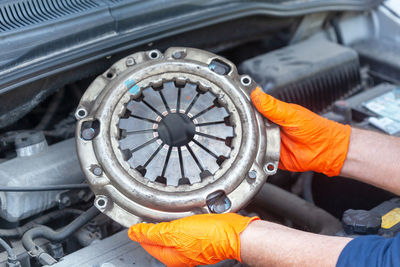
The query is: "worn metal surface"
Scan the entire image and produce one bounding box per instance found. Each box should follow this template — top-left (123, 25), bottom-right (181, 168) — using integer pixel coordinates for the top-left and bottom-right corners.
top-left (0, 138), bottom-right (84, 222)
top-left (76, 47), bottom-right (280, 226)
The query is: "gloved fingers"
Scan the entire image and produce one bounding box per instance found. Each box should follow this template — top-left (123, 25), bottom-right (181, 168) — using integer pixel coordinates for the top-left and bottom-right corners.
top-left (141, 243), bottom-right (189, 267)
top-left (128, 214), bottom-right (261, 267)
top-left (250, 87), bottom-right (352, 176)
top-left (250, 87), bottom-right (296, 125)
top-left (128, 222), bottom-right (176, 247)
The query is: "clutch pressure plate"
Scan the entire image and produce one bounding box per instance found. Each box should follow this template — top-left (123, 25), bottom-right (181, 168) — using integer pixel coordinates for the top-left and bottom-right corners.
top-left (75, 47), bottom-right (280, 227)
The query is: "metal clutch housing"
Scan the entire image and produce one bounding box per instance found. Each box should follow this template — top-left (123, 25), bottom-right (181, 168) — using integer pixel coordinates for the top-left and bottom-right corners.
top-left (75, 47), bottom-right (280, 227)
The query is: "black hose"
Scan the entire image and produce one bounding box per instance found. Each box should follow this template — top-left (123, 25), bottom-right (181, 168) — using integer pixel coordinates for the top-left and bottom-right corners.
top-left (0, 209), bottom-right (83, 238)
top-left (253, 183), bottom-right (342, 235)
top-left (0, 184), bottom-right (89, 192)
top-left (300, 171), bottom-right (314, 203)
top-left (35, 88), bottom-right (64, 131)
top-left (22, 206), bottom-right (100, 265)
top-left (0, 237), bottom-right (16, 261)
top-left (330, 17), bottom-right (344, 45)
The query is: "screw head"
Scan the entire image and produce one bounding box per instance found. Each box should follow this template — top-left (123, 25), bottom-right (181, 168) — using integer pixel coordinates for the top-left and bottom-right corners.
top-left (126, 57), bottom-right (135, 66)
top-left (206, 191), bottom-right (231, 214)
top-left (82, 128), bottom-right (95, 140)
top-left (172, 51), bottom-right (184, 59)
top-left (93, 166), bottom-right (103, 176)
top-left (248, 170), bottom-right (257, 179)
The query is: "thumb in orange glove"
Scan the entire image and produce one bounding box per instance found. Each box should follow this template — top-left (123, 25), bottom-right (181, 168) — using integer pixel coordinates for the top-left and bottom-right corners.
top-left (128, 213), bottom-right (259, 267)
top-left (251, 87), bottom-right (351, 176)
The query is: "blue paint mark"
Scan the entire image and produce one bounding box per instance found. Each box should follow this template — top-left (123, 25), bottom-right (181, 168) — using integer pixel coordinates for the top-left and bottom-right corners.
top-left (129, 84), bottom-right (140, 95)
top-left (125, 79), bottom-right (140, 95)
top-left (125, 79), bottom-right (135, 88)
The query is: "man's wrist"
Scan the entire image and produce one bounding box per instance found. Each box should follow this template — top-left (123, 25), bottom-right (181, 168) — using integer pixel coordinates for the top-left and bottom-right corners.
top-left (239, 219), bottom-right (261, 264)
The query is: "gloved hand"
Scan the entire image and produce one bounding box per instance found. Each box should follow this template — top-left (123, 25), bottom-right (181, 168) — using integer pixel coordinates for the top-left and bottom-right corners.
top-left (128, 213), bottom-right (259, 267)
top-left (251, 87), bottom-right (351, 176)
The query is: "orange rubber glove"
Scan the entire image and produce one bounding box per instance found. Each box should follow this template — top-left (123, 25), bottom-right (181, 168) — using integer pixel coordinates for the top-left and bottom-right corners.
top-left (251, 87), bottom-right (351, 177)
top-left (128, 213), bottom-right (259, 267)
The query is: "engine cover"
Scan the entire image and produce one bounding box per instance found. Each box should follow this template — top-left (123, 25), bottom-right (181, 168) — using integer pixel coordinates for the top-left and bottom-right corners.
top-left (75, 47), bottom-right (280, 227)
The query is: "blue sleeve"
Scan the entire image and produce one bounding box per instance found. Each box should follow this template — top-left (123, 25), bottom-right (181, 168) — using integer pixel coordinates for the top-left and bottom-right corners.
top-left (336, 234), bottom-right (400, 267)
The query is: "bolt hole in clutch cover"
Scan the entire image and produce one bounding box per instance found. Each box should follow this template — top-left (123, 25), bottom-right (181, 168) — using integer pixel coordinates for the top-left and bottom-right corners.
top-left (75, 47), bottom-right (280, 227)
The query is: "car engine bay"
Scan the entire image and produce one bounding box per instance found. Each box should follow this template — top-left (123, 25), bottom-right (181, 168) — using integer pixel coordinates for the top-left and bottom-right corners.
top-left (0, 0), bottom-right (399, 266)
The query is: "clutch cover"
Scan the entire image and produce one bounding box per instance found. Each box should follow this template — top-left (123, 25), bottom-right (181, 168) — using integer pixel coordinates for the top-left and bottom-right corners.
top-left (75, 47), bottom-right (280, 227)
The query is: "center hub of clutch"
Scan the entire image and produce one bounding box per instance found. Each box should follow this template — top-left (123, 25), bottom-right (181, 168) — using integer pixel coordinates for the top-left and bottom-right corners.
top-left (157, 113), bottom-right (195, 147)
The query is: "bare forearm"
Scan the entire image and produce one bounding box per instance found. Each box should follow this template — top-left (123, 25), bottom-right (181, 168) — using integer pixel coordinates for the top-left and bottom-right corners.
top-left (341, 128), bottom-right (400, 195)
top-left (240, 220), bottom-right (351, 267)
